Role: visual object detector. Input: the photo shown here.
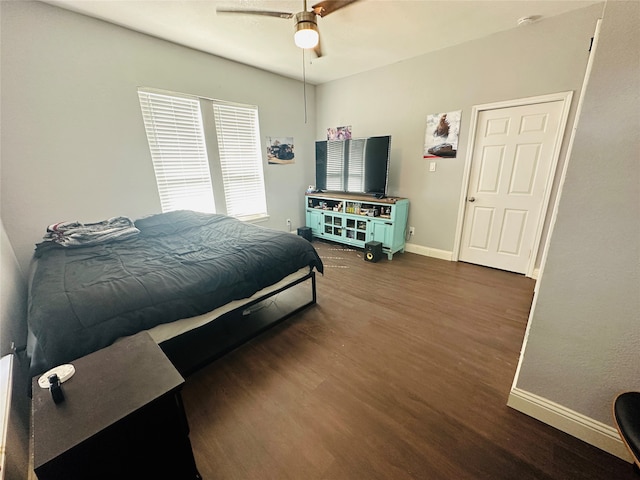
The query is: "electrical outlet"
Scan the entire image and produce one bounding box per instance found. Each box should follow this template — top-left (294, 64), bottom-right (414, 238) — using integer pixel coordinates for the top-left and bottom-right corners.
top-left (409, 226), bottom-right (415, 236)
top-left (286, 218), bottom-right (291, 232)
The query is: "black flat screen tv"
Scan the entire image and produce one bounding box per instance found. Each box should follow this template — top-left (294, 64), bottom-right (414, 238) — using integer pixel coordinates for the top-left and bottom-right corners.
top-left (315, 135), bottom-right (391, 196)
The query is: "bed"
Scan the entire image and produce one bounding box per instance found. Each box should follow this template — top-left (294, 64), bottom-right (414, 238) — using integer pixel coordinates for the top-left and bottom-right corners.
top-left (27, 210), bottom-right (323, 377)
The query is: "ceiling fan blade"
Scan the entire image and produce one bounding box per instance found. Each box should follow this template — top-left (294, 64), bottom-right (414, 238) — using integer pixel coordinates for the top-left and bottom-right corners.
top-left (311, 0), bottom-right (359, 17)
top-left (313, 37), bottom-right (323, 58)
top-left (216, 8), bottom-right (293, 19)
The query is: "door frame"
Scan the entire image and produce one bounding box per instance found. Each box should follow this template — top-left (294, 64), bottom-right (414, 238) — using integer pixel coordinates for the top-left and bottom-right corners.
top-left (452, 91), bottom-right (573, 278)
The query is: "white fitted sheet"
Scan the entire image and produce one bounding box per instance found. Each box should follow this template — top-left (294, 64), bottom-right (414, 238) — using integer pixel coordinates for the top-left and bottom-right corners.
top-left (147, 267), bottom-right (311, 344)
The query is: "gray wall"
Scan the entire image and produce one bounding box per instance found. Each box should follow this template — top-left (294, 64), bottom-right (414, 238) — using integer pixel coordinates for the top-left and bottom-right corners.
top-left (514, 0), bottom-right (640, 425)
top-left (1, 1), bottom-right (316, 273)
top-left (1, 0), bottom-right (637, 461)
top-left (315, 4), bottom-right (604, 261)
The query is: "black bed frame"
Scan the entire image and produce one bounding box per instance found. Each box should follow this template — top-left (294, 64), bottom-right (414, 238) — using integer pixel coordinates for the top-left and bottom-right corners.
top-left (159, 271), bottom-right (317, 377)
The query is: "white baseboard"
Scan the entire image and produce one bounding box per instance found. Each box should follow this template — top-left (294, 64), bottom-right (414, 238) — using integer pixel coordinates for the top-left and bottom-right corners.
top-left (507, 387), bottom-right (633, 463)
top-left (404, 244), bottom-right (542, 280)
top-left (404, 243), bottom-right (453, 261)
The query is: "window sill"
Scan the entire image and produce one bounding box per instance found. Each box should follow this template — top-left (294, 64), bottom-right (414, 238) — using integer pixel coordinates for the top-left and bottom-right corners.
top-left (237, 214), bottom-right (270, 224)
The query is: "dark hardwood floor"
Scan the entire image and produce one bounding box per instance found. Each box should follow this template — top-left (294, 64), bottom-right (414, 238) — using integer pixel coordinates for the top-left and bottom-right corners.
top-left (181, 240), bottom-right (635, 480)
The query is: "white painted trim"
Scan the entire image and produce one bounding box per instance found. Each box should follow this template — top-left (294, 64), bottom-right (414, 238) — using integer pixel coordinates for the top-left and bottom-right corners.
top-left (510, 16), bottom-right (603, 412)
top-left (531, 268), bottom-right (540, 280)
top-left (525, 92), bottom-right (573, 277)
top-left (530, 19), bottom-right (603, 295)
top-left (508, 387), bottom-right (633, 463)
top-left (0, 354), bottom-right (13, 480)
top-left (452, 107), bottom-right (480, 262)
top-left (453, 91), bottom-right (574, 278)
top-left (404, 243), bottom-right (453, 261)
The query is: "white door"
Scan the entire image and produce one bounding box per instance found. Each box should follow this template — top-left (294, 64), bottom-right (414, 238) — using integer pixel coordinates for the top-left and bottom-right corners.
top-left (459, 100), bottom-right (566, 274)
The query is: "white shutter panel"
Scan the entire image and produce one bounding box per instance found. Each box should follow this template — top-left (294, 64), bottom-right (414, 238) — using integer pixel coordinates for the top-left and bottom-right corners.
top-left (212, 103), bottom-right (267, 219)
top-left (347, 139), bottom-right (365, 192)
top-left (138, 90), bottom-right (216, 213)
top-left (327, 140), bottom-right (345, 191)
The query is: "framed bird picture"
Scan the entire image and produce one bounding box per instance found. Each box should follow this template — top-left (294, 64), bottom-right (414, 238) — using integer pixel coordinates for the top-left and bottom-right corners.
top-left (423, 110), bottom-right (461, 158)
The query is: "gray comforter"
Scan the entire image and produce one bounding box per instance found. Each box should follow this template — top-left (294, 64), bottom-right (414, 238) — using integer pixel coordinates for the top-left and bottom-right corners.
top-left (28, 210), bottom-right (323, 374)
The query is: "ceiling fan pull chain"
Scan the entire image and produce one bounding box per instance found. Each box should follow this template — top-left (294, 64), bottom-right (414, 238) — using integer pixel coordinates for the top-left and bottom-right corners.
top-left (302, 48), bottom-right (308, 124)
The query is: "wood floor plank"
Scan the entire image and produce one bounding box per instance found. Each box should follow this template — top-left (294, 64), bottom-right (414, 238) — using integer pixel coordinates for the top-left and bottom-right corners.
top-left (181, 241), bottom-right (636, 479)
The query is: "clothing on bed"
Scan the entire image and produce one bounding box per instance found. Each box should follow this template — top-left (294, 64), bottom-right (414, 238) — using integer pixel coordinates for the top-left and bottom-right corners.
top-left (40, 216), bottom-right (139, 248)
top-left (28, 210), bottom-right (323, 375)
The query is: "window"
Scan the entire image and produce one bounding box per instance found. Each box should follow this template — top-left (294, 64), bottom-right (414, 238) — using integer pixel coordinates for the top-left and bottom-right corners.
top-left (138, 90), bottom-right (215, 213)
top-left (138, 88), bottom-right (267, 220)
top-left (326, 140), bottom-right (346, 191)
top-left (347, 138), bottom-right (365, 192)
top-left (213, 102), bottom-right (267, 219)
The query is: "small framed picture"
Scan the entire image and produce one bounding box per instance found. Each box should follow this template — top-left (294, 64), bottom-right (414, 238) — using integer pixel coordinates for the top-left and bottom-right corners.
top-left (266, 137), bottom-right (295, 165)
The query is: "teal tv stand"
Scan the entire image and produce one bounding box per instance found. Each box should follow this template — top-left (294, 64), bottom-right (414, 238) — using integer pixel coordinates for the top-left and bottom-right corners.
top-left (305, 192), bottom-right (409, 260)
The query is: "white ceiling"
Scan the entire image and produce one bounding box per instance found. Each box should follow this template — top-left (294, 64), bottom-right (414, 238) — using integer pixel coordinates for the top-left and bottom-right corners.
top-left (43, 0), bottom-right (600, 85)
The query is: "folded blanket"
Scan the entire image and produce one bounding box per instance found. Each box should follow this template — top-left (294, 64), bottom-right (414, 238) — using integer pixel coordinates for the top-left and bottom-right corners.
top-left (42, 216), bottom-right (139, 247)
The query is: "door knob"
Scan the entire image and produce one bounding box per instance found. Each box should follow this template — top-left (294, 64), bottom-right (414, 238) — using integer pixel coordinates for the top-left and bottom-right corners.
top-left (468, 197), bottom-right (476, 202)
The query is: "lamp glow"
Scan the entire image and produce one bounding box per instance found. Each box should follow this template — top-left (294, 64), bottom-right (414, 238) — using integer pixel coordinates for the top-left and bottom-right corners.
top-left (293, 11), bottom-right (319, 49)
top-left (294, 28), bottom-right (319, 48)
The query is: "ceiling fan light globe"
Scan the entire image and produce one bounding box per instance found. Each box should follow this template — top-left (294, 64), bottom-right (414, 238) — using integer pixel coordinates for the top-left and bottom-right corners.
top-left (294, 27), bottom-right (319, 48)
top-left (293, 11), bottom-right (319, 49)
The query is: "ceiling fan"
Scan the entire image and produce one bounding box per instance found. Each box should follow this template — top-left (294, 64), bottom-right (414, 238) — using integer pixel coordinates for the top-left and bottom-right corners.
top-left (217, 0), bottom-right (360, 57)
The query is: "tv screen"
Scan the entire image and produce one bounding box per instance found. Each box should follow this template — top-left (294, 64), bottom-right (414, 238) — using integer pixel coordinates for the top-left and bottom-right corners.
top-left (315, 136), bottom-right (391, 196)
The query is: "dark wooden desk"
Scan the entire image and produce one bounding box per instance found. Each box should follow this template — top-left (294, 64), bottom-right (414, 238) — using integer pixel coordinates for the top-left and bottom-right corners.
top-left (32, 332), bottom-right (201, 479)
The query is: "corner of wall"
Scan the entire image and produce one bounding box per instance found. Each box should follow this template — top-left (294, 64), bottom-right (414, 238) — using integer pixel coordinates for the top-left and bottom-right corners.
top-left (507, 387), bottom-right (632, 463)
top-left (0, 219), bottom-right (28, 357)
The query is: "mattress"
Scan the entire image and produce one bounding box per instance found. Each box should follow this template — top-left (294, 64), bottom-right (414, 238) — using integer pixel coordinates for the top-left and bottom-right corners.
top-left (146, 266), bottom-right (310, 343)
top-left (27, 210), bottom-right (323, 375)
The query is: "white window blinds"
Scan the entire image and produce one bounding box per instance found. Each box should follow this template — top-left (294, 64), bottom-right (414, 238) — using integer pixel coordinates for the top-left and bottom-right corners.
top-left (213, 102), bottom-right (267, 220)
top-left (347, 138), bottom-right (366, 192)
top-left (138, 90), bottom-right (216, 214)
top-left (326, 140), bottom-right (346, 191)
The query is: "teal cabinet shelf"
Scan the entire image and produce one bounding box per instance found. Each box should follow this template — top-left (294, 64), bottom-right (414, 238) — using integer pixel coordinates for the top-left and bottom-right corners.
top-left (305, 193), bottom-right (409, 260)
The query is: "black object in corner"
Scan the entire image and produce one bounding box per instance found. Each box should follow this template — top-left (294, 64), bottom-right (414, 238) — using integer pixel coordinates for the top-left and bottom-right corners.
top-left (297, 227), bottom-right (312, 242)
top-left (364, 241), bottom-right (383, 263)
